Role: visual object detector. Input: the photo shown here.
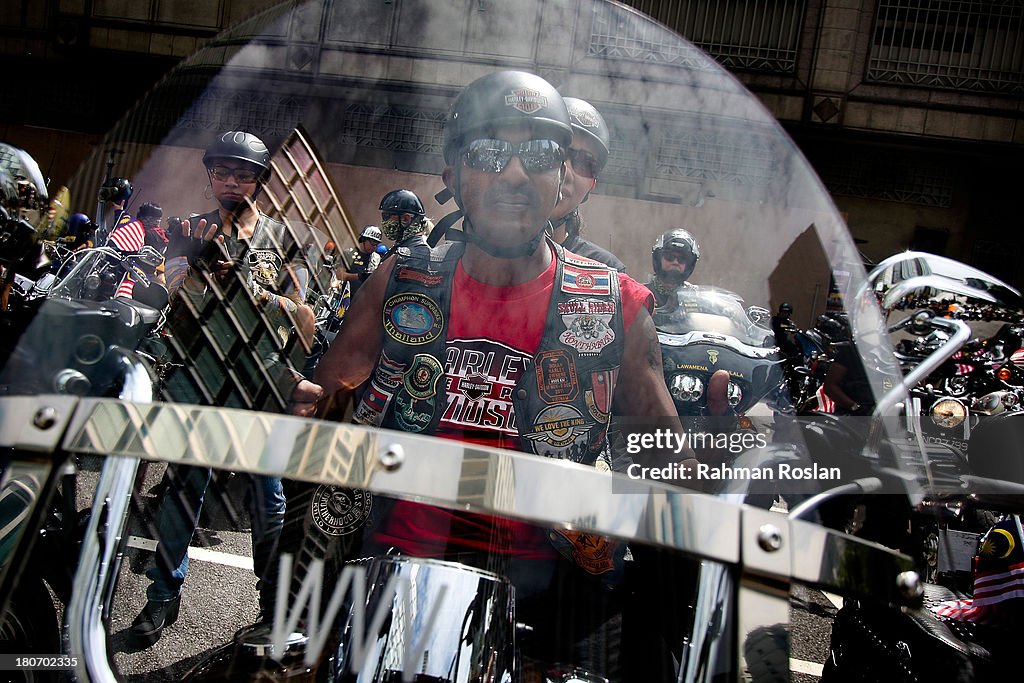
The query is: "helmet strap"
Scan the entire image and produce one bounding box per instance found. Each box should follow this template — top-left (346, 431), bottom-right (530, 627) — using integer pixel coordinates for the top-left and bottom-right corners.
top-left (454, 217), bottom-right (550, 259)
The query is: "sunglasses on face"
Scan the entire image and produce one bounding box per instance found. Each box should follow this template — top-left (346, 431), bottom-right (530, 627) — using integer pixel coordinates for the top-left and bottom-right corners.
top-left (207, 166), bottom-right (260, 183)
top-left (566, 147), bottom-right (600, 179)
top-left (462, 139), bottom-right (565, 175)
top-left (662, 251), bottom-right (691, 264)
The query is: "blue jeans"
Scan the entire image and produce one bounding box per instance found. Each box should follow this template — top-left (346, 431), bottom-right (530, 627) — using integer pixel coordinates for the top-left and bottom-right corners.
top-left (146, 465), bottom-right (286, 610)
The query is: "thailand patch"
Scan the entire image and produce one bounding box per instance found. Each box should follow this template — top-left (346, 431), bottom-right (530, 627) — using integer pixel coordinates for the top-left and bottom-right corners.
top-left (535, 349), bottom-right (579, 403)
top-left (309, 486), bottom-right (372, 537)
top-left (373, 354), bottom-right (405, 390)
top-left (524, 404), bottom-right (592, 461)
top-left (383, 292), bottom-right (444, 345)
top-left (558, 298), bottom-right (616, 355)
top-left (403, 354), bottom-right (444, 399)
top-left (561, 265), bottom-right (611, 295)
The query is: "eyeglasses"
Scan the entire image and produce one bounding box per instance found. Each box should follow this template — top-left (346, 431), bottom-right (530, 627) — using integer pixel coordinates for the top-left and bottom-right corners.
top-left (207, 166), bottom-right (260, 183)
top-left (381, 211), bottom-right (417, 226)
top-left (566, 148), bottom-right (600, 179)
top-left (662, 251), bottom-right (692, 264)
top-left (462, 139), bottom-right (565, 175)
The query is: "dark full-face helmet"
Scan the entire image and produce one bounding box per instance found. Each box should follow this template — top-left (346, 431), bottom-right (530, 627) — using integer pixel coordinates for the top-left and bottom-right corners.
top-left (202, 130), bottom-right (272, 181)
top-left (442, 70), bottom-right (573, 167)
top-left (563, 97), bottom-right (610, 174)
top-left (98, 177), bottom-right (133, 204)
top-left (779, 302), bottom-right (793, 314)
top-left (379, 189), bottom-right (425, 241)
top-left (652, 228), bottom-right (700, 282)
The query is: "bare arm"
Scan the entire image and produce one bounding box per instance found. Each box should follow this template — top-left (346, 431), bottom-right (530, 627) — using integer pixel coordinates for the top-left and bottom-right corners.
top-left (291, 257), bottom-right (395, 418)
top-left (613, 309), bottom-right (698, 471)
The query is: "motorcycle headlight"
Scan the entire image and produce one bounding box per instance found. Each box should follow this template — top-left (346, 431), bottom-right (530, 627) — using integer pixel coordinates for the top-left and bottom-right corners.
top-left (727, 381), bottom-right (743, 407)
top-left (669, 374), bottom-right (703, 402)
top-left (930, 397), bottom-right (966, 429)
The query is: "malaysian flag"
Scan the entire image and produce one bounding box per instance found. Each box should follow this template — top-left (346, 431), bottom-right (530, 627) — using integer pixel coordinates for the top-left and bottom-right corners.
top-left (933, 515), bottom-right (1024, 624)
top-left (114, 274), bottom-right (135, 299)
top-left (1011, 348), bottom-right (1024, 367)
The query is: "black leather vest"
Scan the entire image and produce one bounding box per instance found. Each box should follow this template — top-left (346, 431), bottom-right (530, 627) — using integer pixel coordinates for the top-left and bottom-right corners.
top-left (354, 239), bottom-right (625, 466)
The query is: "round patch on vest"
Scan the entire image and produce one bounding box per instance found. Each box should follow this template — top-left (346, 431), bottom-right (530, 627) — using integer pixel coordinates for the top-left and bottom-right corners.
top-left (524, 404), bottom-right (592, 460)
top-left (383, 292), bottom-right (444, 345)
top-left (309, 485), bottom-right (372, 536)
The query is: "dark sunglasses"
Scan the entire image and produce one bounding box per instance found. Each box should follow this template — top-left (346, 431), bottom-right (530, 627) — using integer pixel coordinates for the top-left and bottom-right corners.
top-left (208, 166), bottom-right (260, 183)
top-left (462, 139), bottom-right (565, 174)
top-left (566, 147), bottom-right (600, 179)
top-left (662, 251), bottom-right (692, 264)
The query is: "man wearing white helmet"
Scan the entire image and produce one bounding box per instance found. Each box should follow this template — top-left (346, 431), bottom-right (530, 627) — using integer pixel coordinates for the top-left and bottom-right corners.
top-left (337, 224), bottom-right (384, 297)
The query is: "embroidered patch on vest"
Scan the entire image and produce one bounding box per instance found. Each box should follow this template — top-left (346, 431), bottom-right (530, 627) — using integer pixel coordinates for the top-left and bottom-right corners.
top-left (558, 298), bottom-right (616, 355)
top-left (394, 393), bottom-right (435, 433)
top-left (535, 349), bottom-right (579, 403)
top-left (524, 404), bottom-right (592, 460)
top-left (403, 354), bottom-right (443, 399)
top-left (373, 353), bottom-right (405, 390)
top-left (248, 249), bottom-right (283, 287)
top-left (561, 265), bottom-right (611, 295)
top-left (354, 384), bottom-right (393, 425)
top-left (395, 266), bottom-right (443, 287)
top-left (309, 485), bottom-right (372, 537)
top-left (383, 292), bottom-right (444, 345)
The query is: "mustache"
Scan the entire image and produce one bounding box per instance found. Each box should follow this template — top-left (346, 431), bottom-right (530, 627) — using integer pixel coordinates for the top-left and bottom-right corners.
top-left (485, 181), bottom-right (539, 205)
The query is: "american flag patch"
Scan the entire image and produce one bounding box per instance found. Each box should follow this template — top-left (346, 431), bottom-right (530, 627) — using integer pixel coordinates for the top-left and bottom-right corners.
top-left (561, 265), bottom-right (611, 295)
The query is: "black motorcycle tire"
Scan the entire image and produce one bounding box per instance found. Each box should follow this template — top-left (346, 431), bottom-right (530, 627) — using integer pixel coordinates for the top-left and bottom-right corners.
top-left (0, 577), bottom-right (61, 682)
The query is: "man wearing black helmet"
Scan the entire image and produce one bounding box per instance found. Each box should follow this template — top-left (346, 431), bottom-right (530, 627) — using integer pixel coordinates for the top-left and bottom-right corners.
top-left (378, 188), bottom-right (432, 255)
top-left (132, 130), bottom-right (314, 644)
top-left (294, 70), bottom-right (728, 678)
top-left (548, 97), bottom-right (626, 271)
top-left (96, 176), bottom-right (133, 245)
top-left (647, 228), bottom-right (701, 310)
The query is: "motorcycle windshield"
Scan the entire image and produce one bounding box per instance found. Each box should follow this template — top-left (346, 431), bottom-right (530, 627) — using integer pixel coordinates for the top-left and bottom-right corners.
top-left (656, 288), bottom-right (773, 346)
top-left (1, 1), bottom-right (1000, 682)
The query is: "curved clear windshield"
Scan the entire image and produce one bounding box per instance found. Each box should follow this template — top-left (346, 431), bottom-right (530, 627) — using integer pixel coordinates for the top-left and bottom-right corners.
top-left (3, 1), bottom-right (1002, 682)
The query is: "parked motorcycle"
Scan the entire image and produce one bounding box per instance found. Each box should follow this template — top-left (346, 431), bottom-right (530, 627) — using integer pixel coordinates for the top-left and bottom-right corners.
top-left (656, 286), bottom-right (787, 419)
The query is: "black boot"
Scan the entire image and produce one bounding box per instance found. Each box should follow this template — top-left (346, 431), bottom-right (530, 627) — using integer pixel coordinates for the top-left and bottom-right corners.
top-left (130, 595), bottom-right (181, 643)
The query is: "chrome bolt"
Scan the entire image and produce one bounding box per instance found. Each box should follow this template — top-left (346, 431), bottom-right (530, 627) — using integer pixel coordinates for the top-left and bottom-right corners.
top-left (896, 571), bottom-right (922, 601)
top-left (757, 523), bottom-right (783, 552)
top-left (33, 407), bottom-right (57, 430)
top-left (379, 443), bottom-right (404, 471)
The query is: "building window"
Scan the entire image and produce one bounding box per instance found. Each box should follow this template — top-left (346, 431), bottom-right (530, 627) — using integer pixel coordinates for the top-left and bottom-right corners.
top-left (617, 0), bottom-right (807, 74)
top-left (868, 0), bottom-right (1024, 94)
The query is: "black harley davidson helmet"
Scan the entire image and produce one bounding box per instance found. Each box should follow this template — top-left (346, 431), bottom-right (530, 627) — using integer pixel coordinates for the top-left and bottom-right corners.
top-left (442, 70), bottom-right (572, 166)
